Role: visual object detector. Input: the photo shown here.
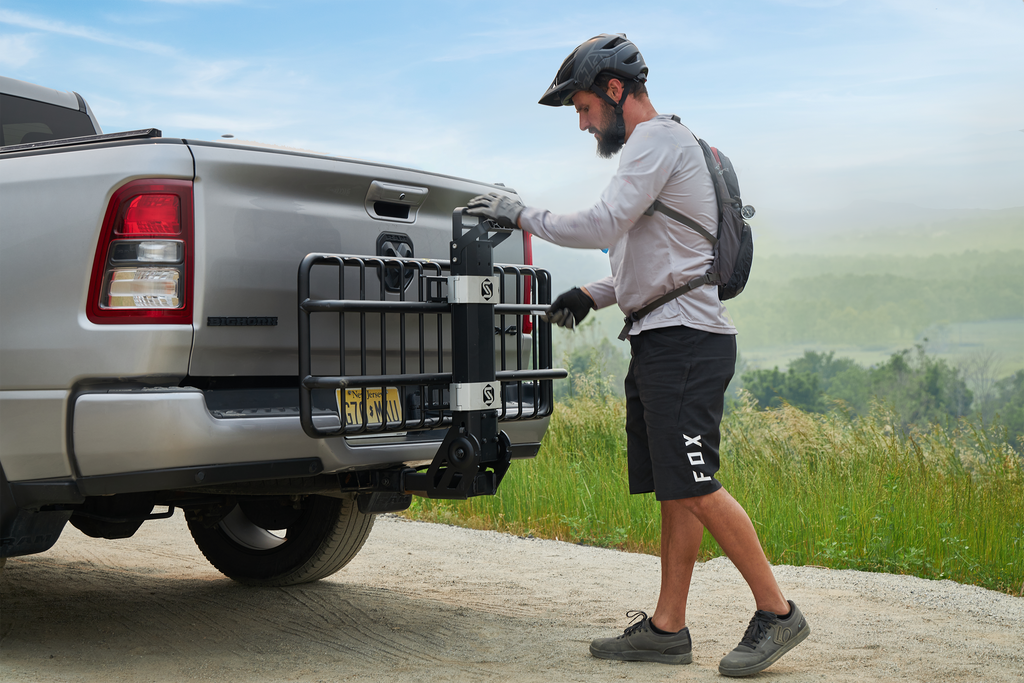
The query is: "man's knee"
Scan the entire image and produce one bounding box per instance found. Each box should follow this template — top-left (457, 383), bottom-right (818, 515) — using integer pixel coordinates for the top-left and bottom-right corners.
top-left (672, 487), bottom-right (727, 517)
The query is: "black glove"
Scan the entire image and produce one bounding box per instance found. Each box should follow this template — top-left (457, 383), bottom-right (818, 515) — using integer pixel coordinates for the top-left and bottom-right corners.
top-left (545, 287), bottom-right (594, 330)
top-left (465, 192), bottom-right (524, 230)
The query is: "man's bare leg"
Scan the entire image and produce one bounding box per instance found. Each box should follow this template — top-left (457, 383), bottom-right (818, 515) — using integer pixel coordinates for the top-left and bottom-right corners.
top-left (681, 487), bottom-right (788, 615)
top-left (651, 500), bottom-right (703, 633)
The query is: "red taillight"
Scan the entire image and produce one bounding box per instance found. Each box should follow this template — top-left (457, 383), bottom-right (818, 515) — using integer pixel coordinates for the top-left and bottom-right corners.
top-left (121, 195), bottom-right (181, 235)
top-left (87, 179), bottom-right (194, 325)
top-left (522, 231), bottom-right (534, 335)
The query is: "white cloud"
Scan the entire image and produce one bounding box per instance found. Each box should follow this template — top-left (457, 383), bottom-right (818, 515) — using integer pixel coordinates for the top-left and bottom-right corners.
top-left (0, 9), bottom-right (176, 57)
top-left (161, 112), bottom-right (269, 132)
top-left (141, 0), bottom-right (241, 3)
top-left (768, 0), bottom-right (849, 6)
top-left (430, 26), bottom-right (580, 63)
top-left (0, 33), bottom-right (38, 69)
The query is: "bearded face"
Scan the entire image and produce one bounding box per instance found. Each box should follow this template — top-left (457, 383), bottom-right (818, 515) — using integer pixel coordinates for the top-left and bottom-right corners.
top-left (591, 98), bottom-right (625, 158)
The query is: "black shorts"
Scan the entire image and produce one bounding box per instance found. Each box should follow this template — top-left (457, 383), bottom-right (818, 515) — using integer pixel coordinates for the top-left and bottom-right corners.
top-left (624, 325), bottom-right (736, 501)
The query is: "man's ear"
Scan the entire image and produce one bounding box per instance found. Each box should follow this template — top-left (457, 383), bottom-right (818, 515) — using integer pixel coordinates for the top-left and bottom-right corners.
top-left (605, 78), bottom-right (625, 102)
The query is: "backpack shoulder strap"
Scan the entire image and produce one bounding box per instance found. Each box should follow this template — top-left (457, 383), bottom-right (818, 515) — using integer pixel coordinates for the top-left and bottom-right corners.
top-left (645, 199), bottom-right (717, 245)
top-left (647, 116), bottom-right (719, 244)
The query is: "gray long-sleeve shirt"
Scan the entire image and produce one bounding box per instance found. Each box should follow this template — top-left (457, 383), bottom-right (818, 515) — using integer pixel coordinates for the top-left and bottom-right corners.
top-left (519, 114), bottom-right (736, 336)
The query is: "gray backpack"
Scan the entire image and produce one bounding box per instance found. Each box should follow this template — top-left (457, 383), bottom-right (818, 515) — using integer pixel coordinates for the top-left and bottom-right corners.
top-left (618, 120), bottom-right (754, 340)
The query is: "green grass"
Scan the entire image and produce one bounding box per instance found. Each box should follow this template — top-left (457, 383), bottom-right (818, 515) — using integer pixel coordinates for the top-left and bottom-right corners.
top-left (722, 394), bottom-right (1023, 594)
top-left (404, 382), bottom-right (1024, 596)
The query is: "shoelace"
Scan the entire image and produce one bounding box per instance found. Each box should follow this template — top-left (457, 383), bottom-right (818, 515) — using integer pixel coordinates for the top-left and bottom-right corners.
top-left (619, 610), bottom-right (650, 638)
top-left (739, 610), bottom-right (779, 648)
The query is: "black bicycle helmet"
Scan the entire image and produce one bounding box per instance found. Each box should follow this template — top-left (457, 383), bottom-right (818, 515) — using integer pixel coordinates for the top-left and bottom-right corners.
top-left (538, 33), bottom-right (648, 108)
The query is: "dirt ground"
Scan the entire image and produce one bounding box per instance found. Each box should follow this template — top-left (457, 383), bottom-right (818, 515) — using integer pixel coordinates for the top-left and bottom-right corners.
top-left (1, 513), bottom-right (1022, 683)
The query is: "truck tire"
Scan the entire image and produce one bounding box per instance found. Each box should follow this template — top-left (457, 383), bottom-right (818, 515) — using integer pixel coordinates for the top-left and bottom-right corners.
top-left (187, 495), bottom-right (374, 586)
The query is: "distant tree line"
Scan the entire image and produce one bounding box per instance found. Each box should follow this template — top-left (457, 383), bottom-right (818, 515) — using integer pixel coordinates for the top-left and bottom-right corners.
top-left (726, 250), bottom-right (1023, 347)
top-left (553, 331), bottom-right (1024, 451)
top-left (739, 348), bottom-right (1024, 449)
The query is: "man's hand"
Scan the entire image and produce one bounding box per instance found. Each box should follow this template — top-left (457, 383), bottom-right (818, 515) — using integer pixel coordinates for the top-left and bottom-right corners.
top-left (465, 192), bottom-right (524, 230)
top-left (544, 287), bottom-right (594, 330)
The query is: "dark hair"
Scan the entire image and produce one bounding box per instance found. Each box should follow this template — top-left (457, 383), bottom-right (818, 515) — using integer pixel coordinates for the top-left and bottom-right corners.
top-left (594, 72), bottom-right (648, 99)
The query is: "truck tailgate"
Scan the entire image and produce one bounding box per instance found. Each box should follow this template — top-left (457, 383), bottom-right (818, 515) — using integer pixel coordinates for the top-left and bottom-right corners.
top-left (186, 141), bottom-right (526, 378)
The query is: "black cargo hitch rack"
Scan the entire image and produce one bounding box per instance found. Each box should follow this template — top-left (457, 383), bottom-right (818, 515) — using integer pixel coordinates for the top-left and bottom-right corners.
top-left (298, 209), bottom-right (566, 500)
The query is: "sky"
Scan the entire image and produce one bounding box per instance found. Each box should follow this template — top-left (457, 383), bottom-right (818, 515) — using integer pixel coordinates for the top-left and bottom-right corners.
top-left (2, 0), bottom-right (1022, 244)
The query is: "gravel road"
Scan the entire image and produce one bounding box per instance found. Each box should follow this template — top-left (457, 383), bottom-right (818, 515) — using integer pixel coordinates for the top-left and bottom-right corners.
top-left (1, 513), bottom-right (1022, 682)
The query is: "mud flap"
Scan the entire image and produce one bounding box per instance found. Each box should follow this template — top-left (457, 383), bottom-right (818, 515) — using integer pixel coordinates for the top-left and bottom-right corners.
top-left (0, 509), bottom-right (73, 557)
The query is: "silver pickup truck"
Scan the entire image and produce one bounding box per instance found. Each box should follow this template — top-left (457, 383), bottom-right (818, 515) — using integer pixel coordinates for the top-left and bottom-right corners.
top-left (0, 76), bottom-right (561, 585)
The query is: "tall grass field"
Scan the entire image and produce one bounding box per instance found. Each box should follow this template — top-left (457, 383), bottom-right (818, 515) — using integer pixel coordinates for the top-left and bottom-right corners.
top-left (405, 384), bottom-right (1024, 596)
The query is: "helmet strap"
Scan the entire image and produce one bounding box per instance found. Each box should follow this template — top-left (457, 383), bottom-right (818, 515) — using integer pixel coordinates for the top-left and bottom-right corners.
top-left (591, 80), bottom-right (634, 146)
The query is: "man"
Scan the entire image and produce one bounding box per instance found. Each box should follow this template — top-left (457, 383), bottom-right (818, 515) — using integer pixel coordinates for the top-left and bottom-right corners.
top-left (466, 34), bottom-right (809, 677)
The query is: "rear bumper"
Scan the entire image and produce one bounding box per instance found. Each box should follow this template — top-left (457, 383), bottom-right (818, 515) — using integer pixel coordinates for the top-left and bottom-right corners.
top-left (1, 386), bottom-right (549, 547)
top-left (72, 388), bottom-right (548, 479)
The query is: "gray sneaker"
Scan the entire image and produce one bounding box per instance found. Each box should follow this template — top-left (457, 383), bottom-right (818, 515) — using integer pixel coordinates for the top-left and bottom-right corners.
top-left (718, 600), bottom-right (810, 677)
top-left (589, 610), bottom-right (692, 665)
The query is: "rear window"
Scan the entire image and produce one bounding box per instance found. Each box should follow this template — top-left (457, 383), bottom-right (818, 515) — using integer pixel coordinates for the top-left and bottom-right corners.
top-left (0, 93), bottom-right (97, 146)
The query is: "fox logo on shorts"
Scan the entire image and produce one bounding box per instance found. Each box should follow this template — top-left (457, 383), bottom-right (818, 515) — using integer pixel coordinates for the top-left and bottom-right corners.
top-left (684, 434), bottom-right (713, 482)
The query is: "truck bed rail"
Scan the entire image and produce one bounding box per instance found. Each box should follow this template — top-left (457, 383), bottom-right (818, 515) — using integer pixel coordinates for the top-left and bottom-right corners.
top-left (0, 128), bottom-right (163, 154)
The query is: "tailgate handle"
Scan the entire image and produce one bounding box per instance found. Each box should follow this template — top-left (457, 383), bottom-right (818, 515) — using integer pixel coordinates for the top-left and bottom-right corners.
top-left (364, 181), bottom-right (428, 223)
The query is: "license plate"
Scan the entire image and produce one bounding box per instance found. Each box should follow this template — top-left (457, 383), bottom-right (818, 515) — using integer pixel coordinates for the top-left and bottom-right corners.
top-left (337, 387), bottom-right (403, 426)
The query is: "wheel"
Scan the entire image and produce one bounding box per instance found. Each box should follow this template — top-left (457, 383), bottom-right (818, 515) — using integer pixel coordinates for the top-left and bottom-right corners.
top-left (187, 495), bottom-right (375, 586)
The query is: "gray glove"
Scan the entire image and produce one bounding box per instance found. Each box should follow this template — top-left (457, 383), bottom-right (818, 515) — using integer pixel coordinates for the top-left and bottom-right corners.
top-left (465, 192), bottom-right (524, 230)
top-left (544, 287), bottom-right (594, 330)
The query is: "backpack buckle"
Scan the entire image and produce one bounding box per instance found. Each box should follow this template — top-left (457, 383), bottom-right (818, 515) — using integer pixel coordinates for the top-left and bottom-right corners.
top-left (618, 311), bottom-right (643, 341)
